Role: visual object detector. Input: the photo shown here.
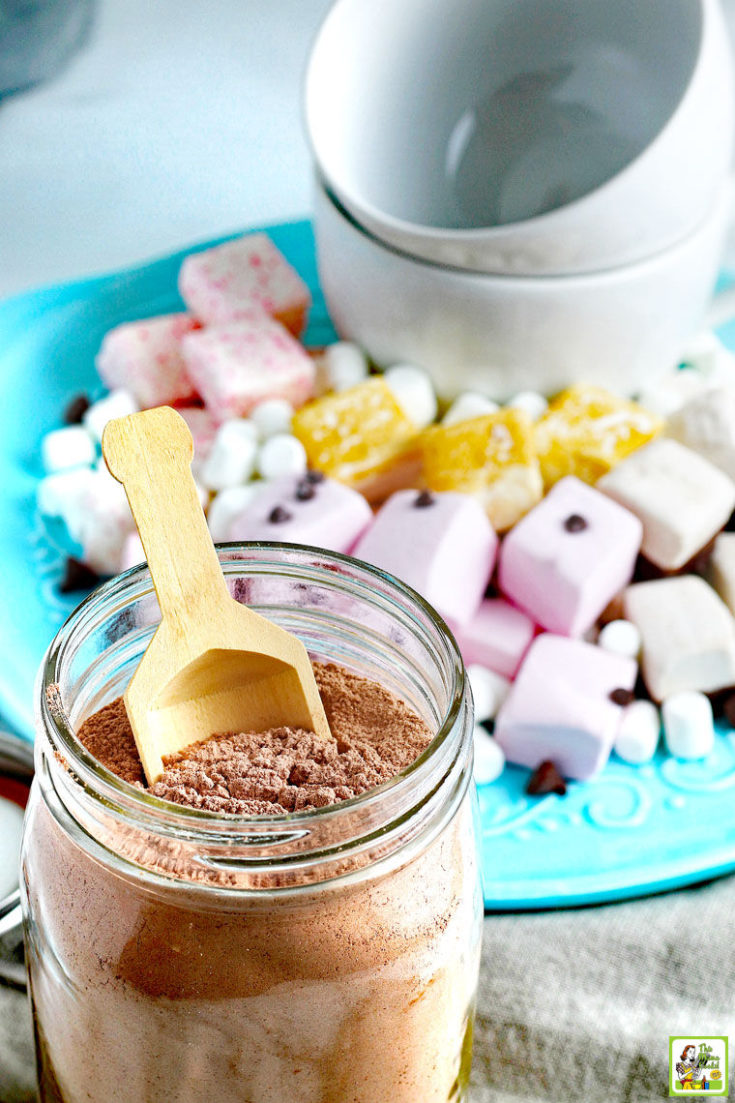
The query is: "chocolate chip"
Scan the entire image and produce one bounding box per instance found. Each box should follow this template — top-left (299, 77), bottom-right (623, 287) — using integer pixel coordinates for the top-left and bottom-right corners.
top-left (525, 760), bottom-right (567, 797)
top-left (609, 687), bottom-right (635, 707)
top-left (268, 506), bottom-right (292, 524)
top-left (563, 514), bottom-right (587, 533)
top-left (295, 479), bottom-right (316, 501)
top-left (304, 469), bottom-right (325, 485)
top-left (414, 490), bottom-right (435, 508)
top-left (63, 394), bottom-right (90, 425)
top-left (723, 693), bottom-right (735, 729)
top-left (59, 557), bottom-right (100, 593)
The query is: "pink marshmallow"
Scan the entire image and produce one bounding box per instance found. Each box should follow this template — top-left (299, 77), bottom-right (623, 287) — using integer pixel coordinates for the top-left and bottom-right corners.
top-left (498, 475), bottom-right (642, 636)
top-left (228, 474), bottom-right (373, 553)
top-left (120, 532), bottom-right (145, 573)
top-left (454, 598), bottom-right (535, 679)
top-left (181, 317), bottom-right (316, 422)
top-left (96, 313), bottom-right (198, 408)
top-left (353, 490), bottom-right (497, 627)
top-left (177, 406), bottom-right (218, 461)
top-left (178, 233), bottom-right (311, 336)
top-left (494, 635), bottom-right (637, 780)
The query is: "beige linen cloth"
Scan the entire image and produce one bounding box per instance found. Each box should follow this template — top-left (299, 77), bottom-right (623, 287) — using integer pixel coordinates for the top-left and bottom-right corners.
top-left (2, 873), bottom-right (734, 1103)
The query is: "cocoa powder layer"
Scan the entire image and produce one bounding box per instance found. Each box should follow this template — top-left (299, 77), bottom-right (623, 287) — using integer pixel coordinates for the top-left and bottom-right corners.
top-left (77, 663), bottom-right (432, 815)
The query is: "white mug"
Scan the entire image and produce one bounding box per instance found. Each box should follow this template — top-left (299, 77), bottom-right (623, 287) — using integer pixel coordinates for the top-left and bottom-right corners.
top-left (314, 179), bottom-right (735, 401)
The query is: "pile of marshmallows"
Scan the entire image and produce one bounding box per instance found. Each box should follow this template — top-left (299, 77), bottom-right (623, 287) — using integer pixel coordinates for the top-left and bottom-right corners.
top-left (36, 232), bottom-right (735, 792)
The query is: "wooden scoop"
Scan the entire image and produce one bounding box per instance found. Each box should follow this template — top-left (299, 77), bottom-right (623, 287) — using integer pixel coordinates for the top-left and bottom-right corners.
top-left (102, 406), bottom-right (331, 785)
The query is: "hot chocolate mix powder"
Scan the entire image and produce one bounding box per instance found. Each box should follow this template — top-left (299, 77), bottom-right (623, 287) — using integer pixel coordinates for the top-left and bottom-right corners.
top-left (77, 663), bottom-right (432, 815)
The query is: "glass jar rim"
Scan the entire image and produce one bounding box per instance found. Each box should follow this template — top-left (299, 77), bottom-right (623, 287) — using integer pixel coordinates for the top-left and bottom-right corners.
top-left (39, 542), bottom-right (467, 847)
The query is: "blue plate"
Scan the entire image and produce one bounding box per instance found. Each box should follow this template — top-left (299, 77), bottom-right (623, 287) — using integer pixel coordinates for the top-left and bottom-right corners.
top-left (3, 218), bottom-right (735, 910)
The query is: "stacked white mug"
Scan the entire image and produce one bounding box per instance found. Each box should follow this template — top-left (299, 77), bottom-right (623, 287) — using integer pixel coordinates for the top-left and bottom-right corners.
top-left (304, 0), bottom-right (735, 399)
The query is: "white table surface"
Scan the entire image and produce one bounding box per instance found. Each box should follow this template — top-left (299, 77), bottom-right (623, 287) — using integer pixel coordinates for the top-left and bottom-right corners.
top-left (0, 0), bottom-right (334, 301)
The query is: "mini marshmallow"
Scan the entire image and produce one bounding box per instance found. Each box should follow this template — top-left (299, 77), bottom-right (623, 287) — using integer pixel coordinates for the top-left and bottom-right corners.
top-left (473, 727), bottom-right (506, 785)
top-left (637, 367), bottom-right (707, 418)
top-left (42, 426), bottom-right (96, 473)
top-left (598, 438), bottom-right (735, 571)
top-left (320, 342), bottom-right (369, 393)
top-left (37, 467), bottom-right (98, 523)
top-left (182, 317), bottom-right (315, 421)
top-left (96, 313), bottom-right (198, 408)
top-left (207, 484), bottom-right (265, 543)
top-left (353, 489), bottom-right (498, 627)
top-left (249, 399), bottom-right (293, 439)
top-left (228, 474), bottom-right (372, 553)
top-left (597, 619), bottom-right (642, 659)
top-left (667, 386), bottom-right (735, 481)
top-left (257, 434), bottom-right (308, 480)
top-left (384, 364), bottom-right (438, 429)
top-left (498, 476), bottom-right (642, 636)
top-left (178, 233), bottom-right (311, 335)
top-left (614, 700), bottom-right (661, 765)
top-left (507, 391), bottom-right (548, 421)
top-left (454, 599), bottom-right (535, 680)
top-left (708, 533), bottom-right (735, 615)
top-left (442, 392), bottom-right (500, 427)
top-left (681, 329), bottom-right (735, 384)
top-left (495, 635), bottom-right (637, 780)
top-left (467, 664), bottom-right (511, 724)
top-left (200, 419), bottom-right (258, 492)
top-left (75, 469), bottom-right (136, 575)
top-left (83, 389), bottom-right (139, 442)
top-left (624, 575), bottom-right (735, 700)
top-left (662, 691), bottom-right (715, 760)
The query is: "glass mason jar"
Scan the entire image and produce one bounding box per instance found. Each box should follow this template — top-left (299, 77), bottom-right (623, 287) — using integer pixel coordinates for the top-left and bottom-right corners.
top-left (22, 544), bottom-right (483, 1103)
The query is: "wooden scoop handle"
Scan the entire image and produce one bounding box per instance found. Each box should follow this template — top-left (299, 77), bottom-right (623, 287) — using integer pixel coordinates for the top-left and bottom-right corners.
top-left (103, 406), bottom-right (231, 625)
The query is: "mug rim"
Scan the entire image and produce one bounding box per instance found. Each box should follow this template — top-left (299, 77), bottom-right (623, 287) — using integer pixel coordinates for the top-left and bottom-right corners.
top-left (303, 0), bottom-right (716, 247)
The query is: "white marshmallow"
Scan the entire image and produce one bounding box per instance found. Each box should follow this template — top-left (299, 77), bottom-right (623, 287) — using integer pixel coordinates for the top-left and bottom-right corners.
top-left (667, 386), bottom-right (735, 481)
top-left (624, 575), bottom-right (735, 701)
top-left (468, 664), bottom-right (511, 724)
top-left (321, 342), bottom-right (369, 393)
top-left (662, 691), bottom-right (715, 760)
top-left (384, 364), bottom-right (438, 429)
top-left (442, 391), bottom-right (500, 426)
top-left (598, 438), bottom-right (735, 572)
top-left (637, 367), bottom-right (707, 417)
top-left (41, 426), bottom-right (96, 473)
top-left (681, 330), bottom-right (735, 384)
top-left (83, 389), bottom-right (139, 441)
top-left (597, 619), bottom-right (642, 659)
top-left (507, 391), bottom-right (548, 421)
top-left (249, 400), bottom-right (293, 440)
top-left (473, 726), bottom-right (506, 785)
top-left (80, 512), bottom-right (132, 575)
top-left (257, 434), bottom-right (307, 480)
top-left (200, 419), bottom-right (258, 492)
top-left (37, 467), bottom-right (97, 521)
top-left (76, 470), bottom-right (136, 575)
top-left (614, 700), bottom-right (660, 765)
top-left (207, 483), bottom-right (265, 543)
top-left (93, 462), bottom-right (135, 517)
